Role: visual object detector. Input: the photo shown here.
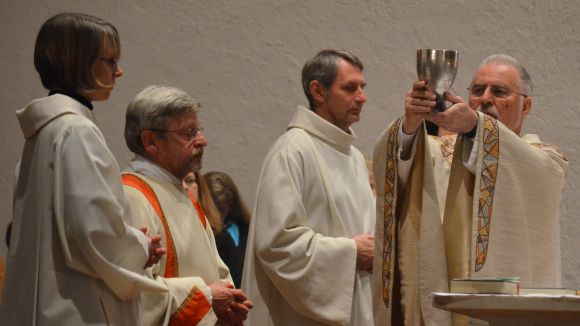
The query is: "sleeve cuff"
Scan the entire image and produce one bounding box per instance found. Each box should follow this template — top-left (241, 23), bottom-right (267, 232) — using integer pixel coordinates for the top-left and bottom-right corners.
top-left (398, 122), bottom-right (418, 161)
top-left (200, 284), bottom-right (212, 305)
top-left (463, 123), bottom-right (478, 139)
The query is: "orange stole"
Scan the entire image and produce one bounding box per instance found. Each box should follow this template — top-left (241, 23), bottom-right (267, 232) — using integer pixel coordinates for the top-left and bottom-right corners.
top-left (123, 174), bottom-right (212, 324)
top-left (122, 174), bottom-right (208, 278)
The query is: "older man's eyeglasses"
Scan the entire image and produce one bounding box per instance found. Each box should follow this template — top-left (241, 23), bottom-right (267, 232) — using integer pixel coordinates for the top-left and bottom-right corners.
top-left (468, 84), bottom-right (527, 99)
top-left (150, 127), bottom-right (204, 141)
top-left (100, 58), bottom-right (119, 70)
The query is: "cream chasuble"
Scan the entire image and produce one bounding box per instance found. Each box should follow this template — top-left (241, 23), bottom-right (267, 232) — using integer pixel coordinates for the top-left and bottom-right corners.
top-left (372, 112), bottom-right (567, 326)
top-left (123, 164), bottom-right (233, 326)
top-left (242, 106), bottom-right (376, 326)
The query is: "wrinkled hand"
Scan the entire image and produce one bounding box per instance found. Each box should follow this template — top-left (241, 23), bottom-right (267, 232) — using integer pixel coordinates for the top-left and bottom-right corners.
top-left (353, 234), bottom-right (375, 273)
top-left (403, 80), bottom-right (436, 134)
top-left (211, 282), bottom-right (253, 325)
top-left (426, 92), bottom-right (479, 134)
top-left (140, 227), bottom-right (166, 269)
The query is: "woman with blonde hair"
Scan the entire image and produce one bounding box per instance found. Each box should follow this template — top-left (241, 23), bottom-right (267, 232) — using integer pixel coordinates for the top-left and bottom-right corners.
top-left (182, 170), bottom-right (223, 234)
top-left (204, 171), bottom-right (251, 287)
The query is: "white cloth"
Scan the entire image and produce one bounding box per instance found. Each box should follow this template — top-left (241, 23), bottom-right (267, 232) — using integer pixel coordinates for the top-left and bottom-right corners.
top-left (242, 106), bottom-right (376, 326)
top-left (124, 158), bottom-right (232, 326)
top-left (0, 94), bottom-right (166, 326)
top-left (125, 154), bottom-right (181, 184)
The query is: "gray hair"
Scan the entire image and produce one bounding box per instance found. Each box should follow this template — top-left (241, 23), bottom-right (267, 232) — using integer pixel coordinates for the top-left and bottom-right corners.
top-left (301, 49), bottom-right (364, 110)
top-left (478, 54), bottom-right (533, 96)
top-left (125, 85), bottom-right (200, 155)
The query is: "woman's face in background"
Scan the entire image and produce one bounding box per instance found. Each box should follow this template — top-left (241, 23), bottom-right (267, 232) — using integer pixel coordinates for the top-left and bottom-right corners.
top-left (182, 172), bottom-right (199, 200)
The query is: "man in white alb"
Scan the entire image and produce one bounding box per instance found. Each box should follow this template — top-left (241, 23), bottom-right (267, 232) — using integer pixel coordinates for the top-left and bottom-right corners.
top-left (242, 49), bottom-right (376, 326)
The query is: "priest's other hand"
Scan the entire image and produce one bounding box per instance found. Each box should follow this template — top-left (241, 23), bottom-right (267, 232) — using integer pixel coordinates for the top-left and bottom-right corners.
top-left (211, 282), bottom-right (253, 325)
top-left (403, 80), bottom-right (436, 135)
top-left (226, 282), bottom-right (253, 323)
top-left (353, 234), bottom-right (374, 273)
top-left (426, 92), bottom-right (478, 134)
top-left (140, 227), bottom-right (166, 268)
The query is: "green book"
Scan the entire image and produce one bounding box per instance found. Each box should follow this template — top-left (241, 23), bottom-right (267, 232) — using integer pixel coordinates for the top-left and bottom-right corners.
top-left (449, 277), bottom-right (520, 294)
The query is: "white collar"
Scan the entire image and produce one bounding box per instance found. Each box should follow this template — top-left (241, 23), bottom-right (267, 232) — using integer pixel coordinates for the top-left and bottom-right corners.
top-left (287, 105), bottom-right (356, 153)
top-left (124, 154), bottom-right (181, 184)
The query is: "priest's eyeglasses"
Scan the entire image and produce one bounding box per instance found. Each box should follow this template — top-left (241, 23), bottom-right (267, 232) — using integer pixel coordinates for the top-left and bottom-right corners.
top-left (468, 84), bottom-right (527, 99)
top-left (149, 127), bottom-right (204, 141)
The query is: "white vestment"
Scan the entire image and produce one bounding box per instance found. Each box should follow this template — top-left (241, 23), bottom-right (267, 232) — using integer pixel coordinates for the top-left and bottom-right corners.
top-left (372, 113), bottom-right (568, 326)
top-left (242, 106), bottom-right (376, 326)
top-left (124, 158), bottom-right (233, 325)
top-left (1, 94), bottom-right (166, 326)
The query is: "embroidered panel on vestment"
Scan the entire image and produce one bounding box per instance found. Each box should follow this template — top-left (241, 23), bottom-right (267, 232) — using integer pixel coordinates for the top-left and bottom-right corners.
top-left (530, 142), bottom-right (567, 161)
top-left (431, 135), bottom-right (457, 166)
top-left (381, 119), bottom-right (399, 307)
top-left (170, 286), bottom-right (211, 324)
top-left (475, 116), bottom-right (499, 272)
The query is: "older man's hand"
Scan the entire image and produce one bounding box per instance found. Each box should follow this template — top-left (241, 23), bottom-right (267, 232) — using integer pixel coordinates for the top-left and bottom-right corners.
top-left (211, 282), bottom-right (253, 325)
top-left (403, 80), bottom-right (436, 135)
top-left (140, 227), bottom-right (166, 269)
top-left (426, 92), bottom-right (479, 134)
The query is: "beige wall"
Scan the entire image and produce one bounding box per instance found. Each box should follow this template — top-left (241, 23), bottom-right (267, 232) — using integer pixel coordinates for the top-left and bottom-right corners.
top-left (1, 0), bottom-right (578, 287)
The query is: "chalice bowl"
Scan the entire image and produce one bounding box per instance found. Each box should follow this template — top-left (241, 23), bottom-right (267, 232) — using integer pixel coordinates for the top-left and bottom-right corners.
top-left (416, 49), bottom-right (459, 112)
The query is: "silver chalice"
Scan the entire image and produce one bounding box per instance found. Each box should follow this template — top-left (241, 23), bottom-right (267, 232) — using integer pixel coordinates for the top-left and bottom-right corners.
top-left (416, 49), bottom-right (459, 112)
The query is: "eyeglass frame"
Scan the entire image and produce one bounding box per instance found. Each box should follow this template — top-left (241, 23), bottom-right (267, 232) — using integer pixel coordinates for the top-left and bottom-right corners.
top-left (100, 57), bottom-right (119, 70)
top-left (148, 126), bottom-right (205, 142)
top-left (467, 83), bottom-right (528, 99)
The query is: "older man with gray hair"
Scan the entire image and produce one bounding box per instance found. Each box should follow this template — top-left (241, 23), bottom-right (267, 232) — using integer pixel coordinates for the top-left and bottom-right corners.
top-left (372, 54), bottom-right (568, 325)
top-left (122, 85), bottom-right (253, 325)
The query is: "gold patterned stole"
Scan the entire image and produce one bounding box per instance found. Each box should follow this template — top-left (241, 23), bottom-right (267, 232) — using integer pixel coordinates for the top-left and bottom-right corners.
top-left (443, 115), bottom-right (499, 281)
top-left (442, 115), bottom-right (499, 326)
top-left (380, 118), bottom-right (400, 308)
top-left (475, 117), bottom-right (500, 271)
top-left (380, 118), bottom-right (429, 309)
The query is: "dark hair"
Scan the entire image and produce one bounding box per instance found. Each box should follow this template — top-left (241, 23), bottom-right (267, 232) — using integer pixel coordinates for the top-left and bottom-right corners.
top-left (204, 171), bottom-right (251, 226)
top-left (301, 49), bottom-right (364, 109)
top-left (34, 12), bottom-right (120, 92)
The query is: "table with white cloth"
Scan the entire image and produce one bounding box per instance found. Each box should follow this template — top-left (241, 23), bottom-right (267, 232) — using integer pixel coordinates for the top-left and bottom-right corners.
top-left (432, 292), bottom-right (580, 325)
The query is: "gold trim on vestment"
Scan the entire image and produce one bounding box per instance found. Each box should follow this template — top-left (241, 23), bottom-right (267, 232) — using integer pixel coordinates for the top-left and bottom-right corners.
top-left (381, 117), bottom-right (401, 307)
top-left (475, 116), bottom-right (499, 272)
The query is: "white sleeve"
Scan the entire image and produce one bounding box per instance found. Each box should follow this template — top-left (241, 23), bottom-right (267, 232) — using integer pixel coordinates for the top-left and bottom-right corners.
top-left (462, 134), bottom-right (478, 174)
top-left (252, 148), bottom-right (357, 324)
top-left (397, 123), bottom-right (419, 187)
top-left (54, 122), bottom-right (165, 300)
